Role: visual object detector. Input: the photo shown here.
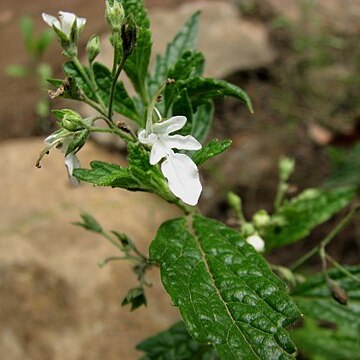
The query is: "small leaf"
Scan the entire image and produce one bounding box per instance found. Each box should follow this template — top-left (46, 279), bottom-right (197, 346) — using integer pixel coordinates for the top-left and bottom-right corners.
top-left (291, 319), bottom-right (360, 360)
top-left (263, 187), bottom-right (356, 249)
top-left (149, 11), bottom-right (201, 95)
top-left (192, 139), bottom-right (232, 165)
top-left (150, 215), bottom-right (301, 359)
top-left (73, 211), bottom-right (103, 233)
top-left (122, 287), bottom-right (147, 311)
top-left (137, 322), bottom-right (219, 360)
top-left (19, 16), bottom-right (35, 55)
top-left (291, 265), bottom-right (360, 327)
top-left (178, 77), bottom-right (253, 113)
top-left (92, 62), bottom-right (141, 123)
top-left (36, 29), bottom-right (54, 56)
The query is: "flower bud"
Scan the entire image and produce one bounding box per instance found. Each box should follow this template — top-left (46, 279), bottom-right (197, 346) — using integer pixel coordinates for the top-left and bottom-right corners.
top-left (246, 233), bottom-right (265, 252)
top-left (279, 157), bottom-right (295, 181)
top-left (86, 35), bottom-right (100, 63)
top-left (252, 210), bottom-right (271, 228)
top-left (59, 110), bottom-right (85, 132)
top-left (105, 0), bottom-right (125, 33)
top-left (121, 15), bottom-right (138, 56)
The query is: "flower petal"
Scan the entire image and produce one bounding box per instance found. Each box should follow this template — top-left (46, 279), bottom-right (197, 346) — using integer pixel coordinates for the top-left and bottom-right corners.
top-left (164, 134), bottom-right (202, 151)
top-left (150, 140), bottom-right (170, 165)
top-left (153, 116), bottom-right (187, 135)
top-left (64, 153), bottom-right (80, 186)
top-left (138, 130), bottom-right (157, 146)
top-left (42, 13), bottom-right (60, 29)
top-left (59, 11), bottom-right (77, 37)
top-left (161, 153), bottom-right (202, 206)
top-left (76, 16), bottom-right (87, 30)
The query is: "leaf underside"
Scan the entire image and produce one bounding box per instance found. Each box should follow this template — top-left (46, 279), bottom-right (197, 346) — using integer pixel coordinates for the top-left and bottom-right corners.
top-left (150, 215), bottom-right (301, 360)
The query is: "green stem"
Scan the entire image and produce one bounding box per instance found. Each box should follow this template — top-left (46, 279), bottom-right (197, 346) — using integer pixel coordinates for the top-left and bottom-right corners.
top-left (274, 182), bottom-right (287, 211)
top-left (71, 56), bottom-right (107, 112)
top-left (290, 206), bottom-right (359, 270)
top-left (91, 126), bottom-right (134, 142)
top-left (326, 254), bottom-right (360, 284)
top-left (108, 54), bottom-right (128, 119)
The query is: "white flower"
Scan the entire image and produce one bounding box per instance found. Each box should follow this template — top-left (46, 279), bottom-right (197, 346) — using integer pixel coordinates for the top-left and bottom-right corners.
top-left (42, 11), bottom-right (86, 38)
top-left (246, 233), bottom-right (265, 253)
top-left (138, 116), bottom-right (202, 206)
top-left (43, 132), bottom-right (80, 186)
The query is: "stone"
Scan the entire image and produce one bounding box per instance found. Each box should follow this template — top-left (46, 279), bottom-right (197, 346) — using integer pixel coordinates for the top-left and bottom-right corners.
top-left (0, 138), bottom-right (180, 359)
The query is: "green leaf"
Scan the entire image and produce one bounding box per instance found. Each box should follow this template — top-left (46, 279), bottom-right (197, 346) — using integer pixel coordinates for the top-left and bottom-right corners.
top-left (191, 102), bottom-right (215, 143)
top-left (178, 77), bottom-right (253, 113)
top-left (121, 0), bottom-right (152, 96)
top-left (73, 211), bottom-right (103, 233)
top-left (47, 78), bottom-right (64, 87)
top-left (327, 142), bottom-right (360, 188)
top-left (137, 322), bottom-right (219, 360)
top-left (65, 130), bottom-right (90, 156)
top-left (19, 16), bottom-right (35, 55)
top-left (291, 319), bottom-right (360, 360)
top-left (36, 29), bottom-right (54, 56)
top-left (150, 215), bottom-right (301, 359)
top-left (291, 265), bottom-right (360, 327)
top-left (92, 62), bottom-right (141, 123)
top-left (263, 187), bottom-right (356, 249)
top-left (192, 139), bottom-right (232, 165)
top-left (164, 51), bottom-right (205, 115)
top-left (149, 11), bottom-right (201, 95)
top-left (73, 160), bottom-right (140, 189)
top-left (73, 143), bottom-right (169, 198)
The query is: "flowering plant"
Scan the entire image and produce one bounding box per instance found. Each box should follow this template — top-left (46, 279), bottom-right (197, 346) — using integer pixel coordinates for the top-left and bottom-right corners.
top-left (37, 1), bottom-right (360, 358)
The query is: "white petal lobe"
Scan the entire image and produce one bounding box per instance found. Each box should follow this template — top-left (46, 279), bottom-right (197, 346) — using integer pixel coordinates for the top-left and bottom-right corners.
top-left (161, 153), bottom-right (202, 206)
top-left (64, 153), bottom-right (80, 186)
top-left (42, 13), bottom-right (60, 28)
top-left (150, 141), bottom-right (169, 165)
top-left (165, 134), bottom-right (202, 151)
top-left (153, 116), bottom-right (187, 135)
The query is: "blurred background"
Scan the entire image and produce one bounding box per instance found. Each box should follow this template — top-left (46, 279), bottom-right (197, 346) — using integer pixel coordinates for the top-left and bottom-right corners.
top-left (0, 0), bottom-right (359, 359)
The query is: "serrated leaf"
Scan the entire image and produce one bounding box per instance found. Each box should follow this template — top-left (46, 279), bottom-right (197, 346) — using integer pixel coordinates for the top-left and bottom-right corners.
top-left (74, 211), bottom-right (103, 233)
top-left (73, 143), bottom-right (169, 197)
top-left (149, 11), bottom-right (201, 95)
top-left (92, 62), bottom-right (141, 123)
top-left (137, 322), bottom-right (219, 360)
top-left (263, 187), bottom-right (356, 249)
top-left (164, 51), bottom-right (205, 115)
top-left (150, 215), bottom-right (301, 359)
top-left (178, 77), bottom-right (253, 113)
top-left (73, 160), bottom-right (140, 189)
top-left (121, 0), bottom-right (152, 96)
top-left (291, 319), bottom-right (360, 360)
top-left (192, 139), bottom-right (232, 165)
top-left (291, 265), bottom-right (360, 327)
